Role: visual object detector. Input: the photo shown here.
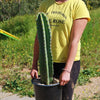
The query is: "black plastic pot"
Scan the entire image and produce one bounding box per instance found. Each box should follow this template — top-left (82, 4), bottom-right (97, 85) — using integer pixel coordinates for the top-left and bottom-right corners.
top-left (32, 78), bottom-right (62, 100)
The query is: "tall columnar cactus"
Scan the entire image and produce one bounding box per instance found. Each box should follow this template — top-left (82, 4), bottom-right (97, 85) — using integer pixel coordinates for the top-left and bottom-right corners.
top-left (36, 12), bottom-right (54, 85)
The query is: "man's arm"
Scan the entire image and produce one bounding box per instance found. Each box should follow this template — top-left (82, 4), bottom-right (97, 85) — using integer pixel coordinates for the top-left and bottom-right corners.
top-left (60, 18), bottom-right (88, 86)
top-left (31, 34), bottom-right (39, 78)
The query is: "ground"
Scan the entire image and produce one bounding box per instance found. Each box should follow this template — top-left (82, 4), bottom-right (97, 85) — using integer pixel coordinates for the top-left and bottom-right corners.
top-left (74, 77), bottom-right (100, 100)
top-left (0, 77), bottom-right (100, 100)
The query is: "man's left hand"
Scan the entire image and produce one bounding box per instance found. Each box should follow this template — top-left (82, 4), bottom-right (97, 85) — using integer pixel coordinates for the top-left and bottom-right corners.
top-left (59, 71), bottom-right (70, 86)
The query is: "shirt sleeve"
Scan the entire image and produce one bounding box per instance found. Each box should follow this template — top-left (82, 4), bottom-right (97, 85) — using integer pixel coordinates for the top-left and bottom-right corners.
top-left (73, 0), bottom-right (91, 21)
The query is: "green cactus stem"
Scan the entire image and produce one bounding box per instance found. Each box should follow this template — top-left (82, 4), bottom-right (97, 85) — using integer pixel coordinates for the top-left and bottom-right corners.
top-left (36, 12), bottom-right (54, 85)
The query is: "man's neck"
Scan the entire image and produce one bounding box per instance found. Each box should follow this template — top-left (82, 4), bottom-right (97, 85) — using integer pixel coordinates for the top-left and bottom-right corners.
top-left (55, 0), bottom-right (68, 3)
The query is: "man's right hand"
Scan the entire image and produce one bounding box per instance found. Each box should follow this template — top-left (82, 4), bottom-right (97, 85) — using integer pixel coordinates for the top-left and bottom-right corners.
top-left (30, 69), bottom-right (38, 79)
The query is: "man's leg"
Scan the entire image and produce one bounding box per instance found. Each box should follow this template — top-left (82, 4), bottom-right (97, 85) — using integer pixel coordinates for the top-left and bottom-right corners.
top-left (62, 61), bottom-right (80, 100)
top-left (53, 61), bottom-right (80, 100)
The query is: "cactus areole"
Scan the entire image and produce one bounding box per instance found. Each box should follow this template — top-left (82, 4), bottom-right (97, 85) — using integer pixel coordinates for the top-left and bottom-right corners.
top-left (36, 12), bottom-right (54, 85)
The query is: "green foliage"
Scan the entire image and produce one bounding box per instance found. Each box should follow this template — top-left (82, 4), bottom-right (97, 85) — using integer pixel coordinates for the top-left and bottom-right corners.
top-left (37, 13), bottom-right (53, 85)
top-left (0, 0), bottom-right (100, 21)
top-left (0, 15), bottom-right (36, 68)
top-left (81, 8), bottom-right (100, 69)
top-left (89, 0), bottom-right (100, 9)
top-left (0, 8), bottom-right (100, 96)
top-left (78, 66), bottom-right (100, 85)
top-left (0, 15), bottom-right (37, 97)
top-left (0, 15), bottom-right (35, 36)
top-left (92, 94), bottom-right (100, 99)
top-left (0, 0), bottom-right (42, 21)
top-left (83, 0), bottom-right (100, 10)
top-left (1, 38), bottom-right (33, 68)
top-left (2, 72), bottom-right (34, 97)
top-left (79, 8), bottom-right (100, 85)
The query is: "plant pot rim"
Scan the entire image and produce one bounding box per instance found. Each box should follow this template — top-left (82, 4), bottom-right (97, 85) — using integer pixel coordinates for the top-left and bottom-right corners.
top-left (32, 78), bottom-right (60, 87)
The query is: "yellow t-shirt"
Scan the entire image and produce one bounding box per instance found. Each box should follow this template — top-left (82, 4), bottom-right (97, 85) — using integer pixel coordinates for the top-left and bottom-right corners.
top-left (38, 0), bottom-right (90, 63)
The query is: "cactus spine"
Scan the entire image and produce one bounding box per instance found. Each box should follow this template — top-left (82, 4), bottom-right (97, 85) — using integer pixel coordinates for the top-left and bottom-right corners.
top-left (36, 12), bottom-right (54, 85)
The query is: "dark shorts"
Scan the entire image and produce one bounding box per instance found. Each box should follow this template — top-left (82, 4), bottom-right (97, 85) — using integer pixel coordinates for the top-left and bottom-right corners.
top-left (53, 61), bottom-right (80, 100)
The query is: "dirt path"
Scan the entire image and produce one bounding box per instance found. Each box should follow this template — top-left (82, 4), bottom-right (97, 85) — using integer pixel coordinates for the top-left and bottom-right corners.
top-left (74, 77), bottom-right (100, 99)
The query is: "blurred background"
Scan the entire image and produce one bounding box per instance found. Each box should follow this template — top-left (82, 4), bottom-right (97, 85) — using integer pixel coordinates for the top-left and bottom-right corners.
top-left (0, 0), bottom-right (100, 99)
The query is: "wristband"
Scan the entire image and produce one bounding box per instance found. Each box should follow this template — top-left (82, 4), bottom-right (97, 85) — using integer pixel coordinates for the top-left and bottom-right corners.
top-left (62, 68), bottom-right (71, 73)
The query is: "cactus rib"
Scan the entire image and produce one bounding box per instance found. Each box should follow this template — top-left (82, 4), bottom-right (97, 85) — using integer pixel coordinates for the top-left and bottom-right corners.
top-left (36, 12), bottom-right (53, 85)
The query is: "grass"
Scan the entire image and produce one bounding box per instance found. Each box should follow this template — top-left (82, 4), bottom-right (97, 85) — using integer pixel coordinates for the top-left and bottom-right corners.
top-left (0, 14), bottom-right (36, 97)
top-left (1, 70), bottom-right (34, 97)
top-left (78, 7), bottom-right (100, 85)
top-left (0, 15), bottom-right (36, 69)
top-left (78, 65), bottom-right (100, 85)
top-left (0, 8), bottom-right (100, 97)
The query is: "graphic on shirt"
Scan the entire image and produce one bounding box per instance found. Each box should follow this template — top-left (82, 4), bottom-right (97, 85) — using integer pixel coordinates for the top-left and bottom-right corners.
top-left (46, 11), bottom-right (67, 27)
top-left (51, 11), bottom-right (67, 19)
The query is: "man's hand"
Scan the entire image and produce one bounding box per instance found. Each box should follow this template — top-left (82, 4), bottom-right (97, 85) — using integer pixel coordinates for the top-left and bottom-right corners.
top-left (59, 71), bottom-right (70, 86)
top-left (30, 69), bottom-right (38, 79)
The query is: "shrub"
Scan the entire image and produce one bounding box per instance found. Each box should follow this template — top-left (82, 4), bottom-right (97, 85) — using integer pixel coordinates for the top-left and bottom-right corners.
top-left (0, 0), bottom-right (42, 21)
top-left (89, 0), bottom-right (100, 9)
top-left (0, 15), bottom-right (35, 36)
top-left (83, 0), bottom-right (100, 10)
